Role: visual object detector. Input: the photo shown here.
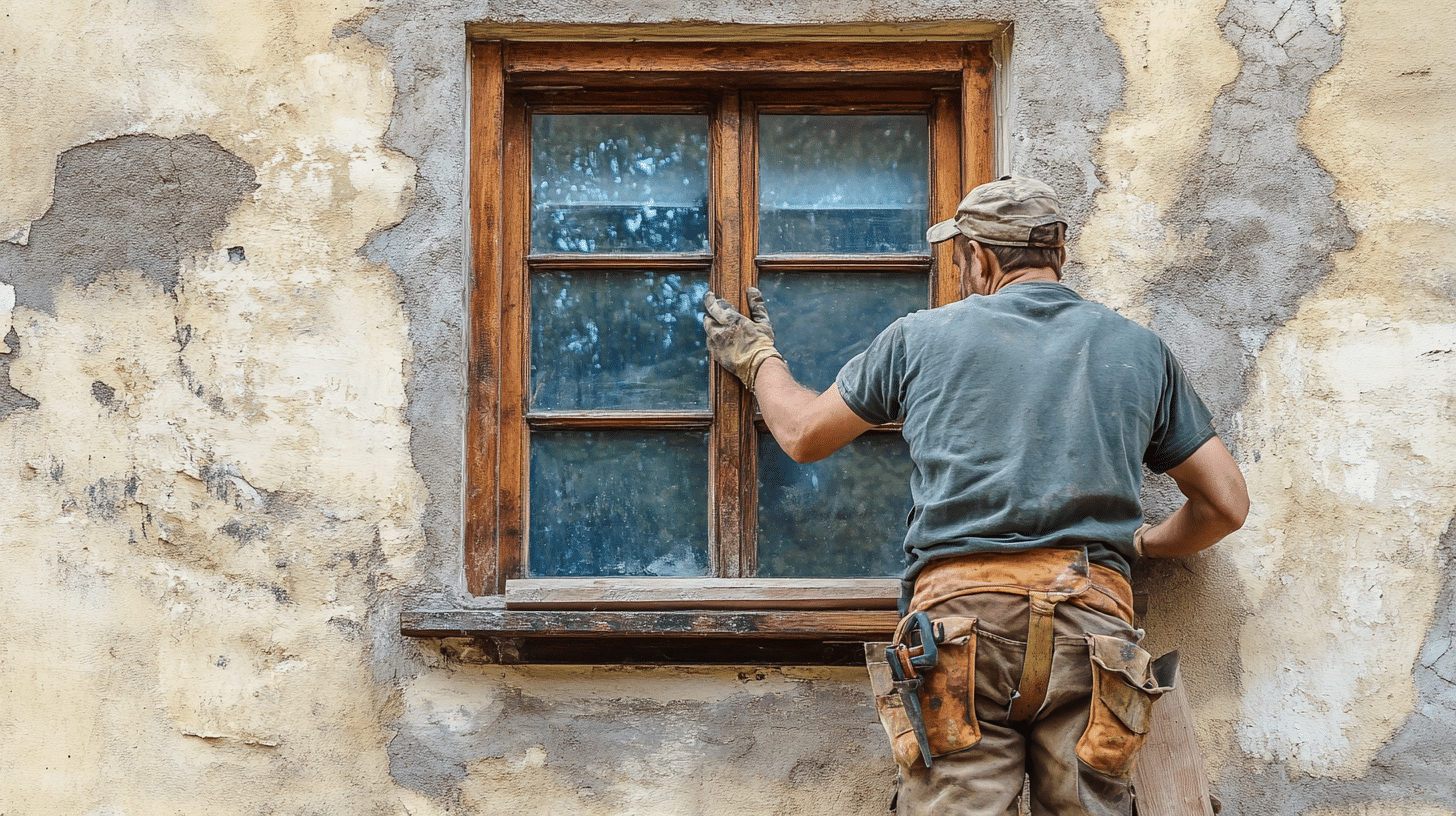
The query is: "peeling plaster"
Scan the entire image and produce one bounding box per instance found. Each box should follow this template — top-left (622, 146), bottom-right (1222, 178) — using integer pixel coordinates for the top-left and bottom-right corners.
top-left (1078, 0), bottom-right (1240, 321)
top-left (1220, 0), bottom-right (1456, 789)
top-left (2, 0), bottom-right (1455, 813)
top-left (0, 134), bottom-right (258, 312)
top-left (0, 0), bottom-right (430, 812)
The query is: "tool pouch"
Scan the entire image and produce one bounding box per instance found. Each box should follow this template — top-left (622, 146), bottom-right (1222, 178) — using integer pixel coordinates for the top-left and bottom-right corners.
top-left (865, 615), bottom-right (982, 767)
top-left (1075, 634), bottom-right (1179, 778)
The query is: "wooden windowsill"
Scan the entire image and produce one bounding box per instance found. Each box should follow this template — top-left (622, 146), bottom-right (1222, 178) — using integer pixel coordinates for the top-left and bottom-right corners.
top-left (398, 607), bottom-right (900, 665)
top-left (503, 577), bottom-right (900, 610)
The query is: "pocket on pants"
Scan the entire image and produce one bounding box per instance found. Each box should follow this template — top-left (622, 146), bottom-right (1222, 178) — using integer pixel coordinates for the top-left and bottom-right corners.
top-left (865, 615), bottom-right (982, 767)
top-left (1075, 634), bottom-right (1175, 778)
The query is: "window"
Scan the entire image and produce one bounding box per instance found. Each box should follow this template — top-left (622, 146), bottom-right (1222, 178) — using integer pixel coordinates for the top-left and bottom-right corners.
top-left (418, 33), bottom-right (997, 661)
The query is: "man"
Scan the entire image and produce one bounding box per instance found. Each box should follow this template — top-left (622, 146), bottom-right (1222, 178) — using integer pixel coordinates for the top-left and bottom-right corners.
top-left (701, 176), bottom-right (1248, 816)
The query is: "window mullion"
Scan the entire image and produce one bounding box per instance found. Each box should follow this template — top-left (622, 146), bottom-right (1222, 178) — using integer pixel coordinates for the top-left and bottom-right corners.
top-left (708, 89), bottom-right (755, 579)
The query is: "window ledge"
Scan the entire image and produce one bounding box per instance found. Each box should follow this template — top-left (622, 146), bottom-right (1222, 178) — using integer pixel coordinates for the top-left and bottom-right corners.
top-left (399, 608), bottom-right (899, 665)
top-left (503, 577), bottom-right (900, 610)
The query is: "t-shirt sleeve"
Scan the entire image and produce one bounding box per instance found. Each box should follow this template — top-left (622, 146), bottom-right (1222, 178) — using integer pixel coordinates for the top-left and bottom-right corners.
top-left (1144, 344), bottom-right (1217, 473)
top-left (834, 319), bottom-right (908, 426)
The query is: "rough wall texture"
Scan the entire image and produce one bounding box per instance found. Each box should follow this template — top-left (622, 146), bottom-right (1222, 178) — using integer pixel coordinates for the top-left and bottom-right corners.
top-left (0, 0), bottom-right (1453, 814)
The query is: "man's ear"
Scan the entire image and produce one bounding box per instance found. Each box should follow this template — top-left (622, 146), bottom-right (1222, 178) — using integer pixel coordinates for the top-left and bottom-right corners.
top-left (969, 240), bottom-right (1000, 278)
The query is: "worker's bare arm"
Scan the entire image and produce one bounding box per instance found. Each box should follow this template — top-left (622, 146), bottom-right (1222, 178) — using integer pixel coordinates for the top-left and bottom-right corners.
top-left (754, 358), bottom-right (874, 464)
top-left (1142, 436), bottom-right (1249, 558)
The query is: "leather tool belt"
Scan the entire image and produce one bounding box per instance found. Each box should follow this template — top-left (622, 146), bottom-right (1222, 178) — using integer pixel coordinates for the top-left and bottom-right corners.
top-left (908, 547), bottom-right (1133, 625)
top-left (908, 548), bottom-right (1134, 723)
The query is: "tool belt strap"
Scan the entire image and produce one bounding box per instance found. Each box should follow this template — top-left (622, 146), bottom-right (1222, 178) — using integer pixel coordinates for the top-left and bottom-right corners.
top-left (1006, 590), bottom-right (1056, 720)
top-left (906, 548), bottom-right (1134, 625)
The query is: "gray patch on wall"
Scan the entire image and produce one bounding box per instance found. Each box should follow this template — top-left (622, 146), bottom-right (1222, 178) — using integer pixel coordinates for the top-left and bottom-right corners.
top-left (1210, 514), bottom-right (1456, 813)
top-left (1146, 0), bottom-right (1355, 422)
top-left (0, 133), bottom-right (258, 314)
top-left (0, 328), bottom-right (39, 419)
top-left (387, 679), bottom-right (883, 803)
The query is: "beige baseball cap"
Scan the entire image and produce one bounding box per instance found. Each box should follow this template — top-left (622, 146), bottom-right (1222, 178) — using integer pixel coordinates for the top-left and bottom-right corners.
top-left (926, 175), bottom-right (1068, 247)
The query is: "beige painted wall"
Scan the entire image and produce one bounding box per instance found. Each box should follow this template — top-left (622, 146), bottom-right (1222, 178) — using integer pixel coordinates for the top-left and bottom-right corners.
top-left (1, 0), bottom-right (1453, 812)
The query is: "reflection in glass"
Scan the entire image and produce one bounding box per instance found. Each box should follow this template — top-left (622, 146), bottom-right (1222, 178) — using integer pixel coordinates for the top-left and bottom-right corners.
top-left (529, 431), bottom-right (710, 577)
top-left (756, 272), bottom-right (926, 393)
top-left (757, 433), bottom-right (912, 577)
top-left (759, 115), bottom-right (929, 253)
top-left (531, 271), bottom-right (709, 410)
top-left (532, 115), bottom-right (710, 253)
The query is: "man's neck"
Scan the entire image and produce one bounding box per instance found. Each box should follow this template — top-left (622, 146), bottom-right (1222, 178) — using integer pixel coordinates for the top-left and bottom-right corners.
top-left (986, 267), bottom-right (1060, 295)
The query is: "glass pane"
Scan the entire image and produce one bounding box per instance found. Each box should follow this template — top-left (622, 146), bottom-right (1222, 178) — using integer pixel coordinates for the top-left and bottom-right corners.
top-left (758, 115), bottom-right (929, 254)
top-left (529, 431), bottom-right (709, 577)
top-left (531, 271), bottom-right (710, 410)
top-left (756, 272), bottom-right (926, 393)
top-left (757, 433), bottom-right (913, 578)
top-left (532, 114), bottom-right (710, 253)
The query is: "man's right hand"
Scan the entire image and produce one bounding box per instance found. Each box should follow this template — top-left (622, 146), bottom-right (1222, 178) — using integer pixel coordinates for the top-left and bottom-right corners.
top-left (702, 287), bottom-right (784, 392)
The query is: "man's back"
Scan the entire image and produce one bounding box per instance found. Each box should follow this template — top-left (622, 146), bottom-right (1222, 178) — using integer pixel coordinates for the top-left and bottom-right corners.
top-left (836, 281), bottom-right (1214, 587)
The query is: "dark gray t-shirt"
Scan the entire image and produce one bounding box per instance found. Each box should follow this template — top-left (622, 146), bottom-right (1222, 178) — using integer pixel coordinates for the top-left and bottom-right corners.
top-left (834, 282), bottom-right (1214, 607)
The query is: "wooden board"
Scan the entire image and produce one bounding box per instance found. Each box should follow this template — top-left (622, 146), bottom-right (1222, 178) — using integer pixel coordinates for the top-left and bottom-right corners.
top-left (504, 41), bottom-right (969, 75)
top-left (399, 608), bottom-right (900, 639)
top-left (504, 577), bottom-right (900, 610)
top-left (1130, 668), bottom-right (1217, 816)
top-left (464, 41), bottom-right (506, 596)
top-left (466, 22), bottom-right (1008, 44)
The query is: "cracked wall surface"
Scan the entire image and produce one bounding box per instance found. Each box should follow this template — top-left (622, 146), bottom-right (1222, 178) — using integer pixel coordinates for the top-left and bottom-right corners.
top-left (1, 0), bottom-right (1453, 813)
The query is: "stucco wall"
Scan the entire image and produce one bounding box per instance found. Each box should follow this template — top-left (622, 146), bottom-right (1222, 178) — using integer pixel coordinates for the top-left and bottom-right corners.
top-left (1, 0), bottom-right (1453, 813)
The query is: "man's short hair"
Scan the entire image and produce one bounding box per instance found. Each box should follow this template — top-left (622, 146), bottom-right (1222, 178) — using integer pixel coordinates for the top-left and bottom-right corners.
top-left (983, 223), bottom-right (1065, 277)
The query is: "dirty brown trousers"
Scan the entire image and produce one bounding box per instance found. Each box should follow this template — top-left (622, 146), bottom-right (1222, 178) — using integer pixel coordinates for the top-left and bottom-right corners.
top-left (882, 549), bottom-right (1169, 816)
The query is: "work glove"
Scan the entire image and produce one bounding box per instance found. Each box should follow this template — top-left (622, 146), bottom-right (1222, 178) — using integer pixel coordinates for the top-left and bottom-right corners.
top-left (702, 286), bottom-right (784, 393)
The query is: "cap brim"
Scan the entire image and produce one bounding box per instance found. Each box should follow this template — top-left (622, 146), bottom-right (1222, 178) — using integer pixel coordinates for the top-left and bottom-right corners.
top-left (926, 219), bottom-right (961, 244)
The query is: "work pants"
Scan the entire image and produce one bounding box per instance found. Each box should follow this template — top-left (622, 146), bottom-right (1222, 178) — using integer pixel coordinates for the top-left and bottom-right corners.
top-left (884, 553), bottom-right (1165, 816)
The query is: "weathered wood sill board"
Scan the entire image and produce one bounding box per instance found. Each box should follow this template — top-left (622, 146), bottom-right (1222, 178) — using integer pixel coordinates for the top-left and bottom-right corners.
top-left (503, 577), bottom-right (901, 610)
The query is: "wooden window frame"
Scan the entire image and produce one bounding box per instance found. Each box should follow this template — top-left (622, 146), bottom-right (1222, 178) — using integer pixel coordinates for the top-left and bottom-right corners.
top-left (418, 35), bottom-right (995, 662)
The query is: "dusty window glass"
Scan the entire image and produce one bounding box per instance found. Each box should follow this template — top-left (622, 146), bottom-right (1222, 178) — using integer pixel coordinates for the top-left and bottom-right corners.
top-left (758, 114), bottom-right (929, 254)
top-left (528, 430), bottom-right (710, 577)
top-left (532, 114), bottom-right (710, 253)
top-left (755, 271), bottom-right (926, 392)
top-left (756, 433), bottom-right (913, 578)
top-left (530, 270), bottom-right (710, 410)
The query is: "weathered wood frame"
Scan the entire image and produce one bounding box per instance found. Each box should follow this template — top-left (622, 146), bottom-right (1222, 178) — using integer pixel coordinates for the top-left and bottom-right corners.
top-left (458, 37), bottom-right (995, 654)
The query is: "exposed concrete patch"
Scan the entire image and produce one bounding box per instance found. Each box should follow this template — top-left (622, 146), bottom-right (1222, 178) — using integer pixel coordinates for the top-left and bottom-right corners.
top-left (1145, 0), bottom-right (1354, 422)
top-left (0, 134), bottom-right (258, 312)
top-left (1078, 0), bottom-right (1240, 321)
top-left (392, 663), bottom-right (889, 813)
top-left (0, 327), bottom-right (39, 418)
top-left (1210, 519), bottom-right (1456, 814)
top-left (1360, 518), bottom-right (1456, 800)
